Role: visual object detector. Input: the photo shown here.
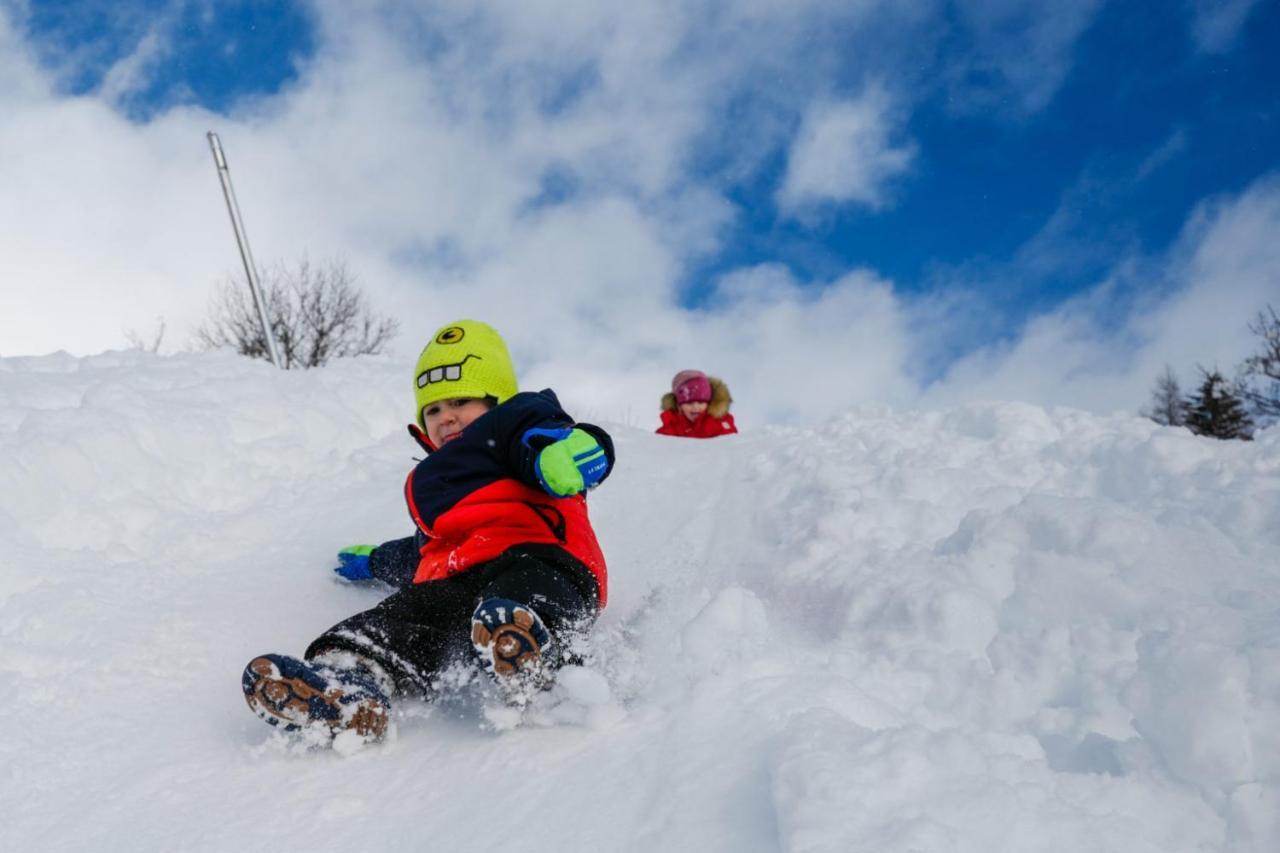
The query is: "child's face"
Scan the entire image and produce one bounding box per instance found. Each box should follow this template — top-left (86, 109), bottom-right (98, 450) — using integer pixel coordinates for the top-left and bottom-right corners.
top-left (678, 400), bottom-right (708, 422)
top-left (423, 397), bottom-right (492, 447)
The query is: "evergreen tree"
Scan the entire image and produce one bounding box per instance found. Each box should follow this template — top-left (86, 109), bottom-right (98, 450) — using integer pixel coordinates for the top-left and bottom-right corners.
top-left (1142, 365), bottom-right (1186, 426)
top-left (1184, 369), bottom-right (1254, 440)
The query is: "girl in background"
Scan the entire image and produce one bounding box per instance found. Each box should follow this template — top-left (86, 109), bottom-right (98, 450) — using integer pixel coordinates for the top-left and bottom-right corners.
top-left (656, 369), bottom-right (738, 438)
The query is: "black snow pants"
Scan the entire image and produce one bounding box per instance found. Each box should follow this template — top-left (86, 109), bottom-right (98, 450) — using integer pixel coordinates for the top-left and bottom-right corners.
top-left (305, 543), bottom-right (598, 694)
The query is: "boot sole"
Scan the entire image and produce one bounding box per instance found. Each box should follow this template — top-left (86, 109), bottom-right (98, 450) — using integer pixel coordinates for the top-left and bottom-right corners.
top-left (243, 656), bottom-right (389, 739)
top-left (471, 601), bottom-right (556, 705)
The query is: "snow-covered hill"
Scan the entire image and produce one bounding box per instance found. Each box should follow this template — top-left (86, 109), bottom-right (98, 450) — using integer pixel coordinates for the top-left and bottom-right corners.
top-left (2, 350), bottom-right (1278, 852)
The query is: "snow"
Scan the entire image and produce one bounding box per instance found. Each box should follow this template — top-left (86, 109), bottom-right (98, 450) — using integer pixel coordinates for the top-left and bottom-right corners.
top-left (2, 349), bottom-right (1278, 852)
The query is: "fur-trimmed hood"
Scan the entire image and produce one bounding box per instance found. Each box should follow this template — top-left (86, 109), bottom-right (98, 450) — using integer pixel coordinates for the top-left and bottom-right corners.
top-left (661, 376), bottom-right (732, 418)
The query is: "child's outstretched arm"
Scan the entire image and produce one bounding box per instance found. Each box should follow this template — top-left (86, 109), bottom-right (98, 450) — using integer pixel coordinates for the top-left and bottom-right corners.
top-left (332, 535), bottom-right (420, 587)
top-left (522, 426), bottom-right (609, 496)
top-left (487, 389), bottom-right (615, 496)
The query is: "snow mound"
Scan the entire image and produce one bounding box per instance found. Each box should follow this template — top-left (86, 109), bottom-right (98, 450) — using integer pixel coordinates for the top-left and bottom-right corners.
top-left (2, 350), bottom-right (1277, 852)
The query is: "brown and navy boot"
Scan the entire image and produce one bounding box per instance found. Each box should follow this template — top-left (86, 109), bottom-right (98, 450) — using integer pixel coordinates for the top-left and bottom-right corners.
top-left (470, 598), bottom-right (554, 704)
top-left (242, 653), bottom-right (391, 739)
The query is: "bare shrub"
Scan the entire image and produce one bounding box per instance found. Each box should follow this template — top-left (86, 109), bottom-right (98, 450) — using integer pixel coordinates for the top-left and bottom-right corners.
top-left (194, 259), bottom-right (398, 369)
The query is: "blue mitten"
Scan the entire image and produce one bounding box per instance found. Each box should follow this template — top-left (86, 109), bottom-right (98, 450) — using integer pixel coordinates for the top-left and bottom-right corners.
top-left (334, 545), bottom-right (376, 581)
top-left (522, 427), bottom-right (609, 497)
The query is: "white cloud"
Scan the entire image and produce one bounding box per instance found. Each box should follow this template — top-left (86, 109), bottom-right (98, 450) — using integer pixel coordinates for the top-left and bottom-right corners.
top-left (0, 0), bottom-right (914, 368)
top-left (778, 86), bottom-right (916, 213)
top-left (98, 27), bottom-right (171, 106)
top-left (923, 174), bottom-right (1280, 415)
top-left (0, 5), bottom-right (52, 104)
top-left (700, 265), bottom-right (918, 421)
top-left (946, 0), bottom-right (1104, 114)
top-left (533, 260), bottom-right (920, 428)
top-left (1, 1), bottom-right (1276, 430)
top-left (1135, 128), bottom-right (1189, 182)
top-left (1186, 0), bottom-right (1263, 54)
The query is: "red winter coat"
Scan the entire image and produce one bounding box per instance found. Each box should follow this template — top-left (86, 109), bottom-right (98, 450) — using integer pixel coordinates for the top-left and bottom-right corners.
top-left (655, 376), bottom-right (738, 439)
top-left (403, 390), bottom-right (613, 605)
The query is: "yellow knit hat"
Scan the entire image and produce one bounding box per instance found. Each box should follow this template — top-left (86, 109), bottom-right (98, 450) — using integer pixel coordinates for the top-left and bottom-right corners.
top-left (413, 320), bottom-right (519, 427)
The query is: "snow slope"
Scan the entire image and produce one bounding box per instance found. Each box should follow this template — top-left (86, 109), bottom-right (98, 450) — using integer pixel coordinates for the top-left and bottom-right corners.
top-left (2, 350), bottom-right (1278, 853)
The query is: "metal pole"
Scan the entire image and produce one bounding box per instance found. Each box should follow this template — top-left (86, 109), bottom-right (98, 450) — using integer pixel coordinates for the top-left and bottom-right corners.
top-left (206, 131), bottom-right (284, 369)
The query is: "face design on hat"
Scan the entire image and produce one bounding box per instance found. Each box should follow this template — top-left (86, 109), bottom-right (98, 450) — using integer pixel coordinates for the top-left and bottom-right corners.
top-left (417, 326), bottom-right (484, 389)
top-left (413, 319), bottom-right (519, 429)
top-left (416, 353), bottom-right (480, 389)
top-left (435, 326), bottom-right (466, 345)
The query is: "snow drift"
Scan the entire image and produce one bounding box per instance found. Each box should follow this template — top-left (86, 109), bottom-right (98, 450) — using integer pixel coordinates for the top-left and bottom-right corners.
top-left (2, 350), bottom-right (1278, 852)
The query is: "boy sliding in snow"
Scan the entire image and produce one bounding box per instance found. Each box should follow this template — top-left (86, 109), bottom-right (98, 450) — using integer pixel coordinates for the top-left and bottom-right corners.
top-left (242, 319), bottom-right (614, 740)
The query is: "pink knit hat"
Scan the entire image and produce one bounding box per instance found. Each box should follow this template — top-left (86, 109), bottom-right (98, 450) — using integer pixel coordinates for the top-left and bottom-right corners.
top-left (672, 369), bottom-right (712, 404)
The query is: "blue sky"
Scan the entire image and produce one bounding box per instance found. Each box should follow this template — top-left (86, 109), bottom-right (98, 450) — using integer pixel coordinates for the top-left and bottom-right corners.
top-left (1, 0), bottom-right (1277, 423)
top-left (702, 1), bottom-right (1280, 323)
top-left (22, 0), bottom-right (314, 115)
